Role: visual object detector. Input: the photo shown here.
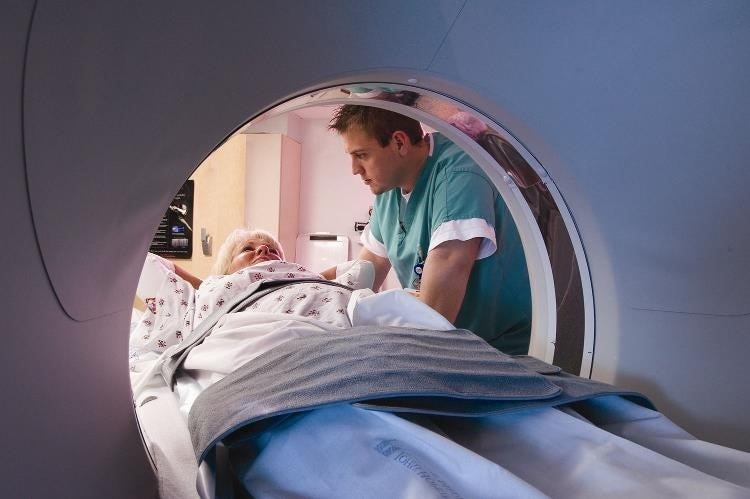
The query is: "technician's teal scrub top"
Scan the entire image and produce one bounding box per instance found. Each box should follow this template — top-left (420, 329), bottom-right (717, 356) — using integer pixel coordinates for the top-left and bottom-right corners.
top-left (369, 133), bottom-right (531, 354)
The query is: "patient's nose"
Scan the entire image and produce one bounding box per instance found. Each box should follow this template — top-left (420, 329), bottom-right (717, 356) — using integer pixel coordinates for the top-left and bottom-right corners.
top-left (257, 244), bottom-right (269, 254)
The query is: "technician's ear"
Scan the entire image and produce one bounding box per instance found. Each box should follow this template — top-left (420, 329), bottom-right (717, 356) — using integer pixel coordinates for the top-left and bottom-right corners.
top-left (392, 131), bottom-right (409, 156)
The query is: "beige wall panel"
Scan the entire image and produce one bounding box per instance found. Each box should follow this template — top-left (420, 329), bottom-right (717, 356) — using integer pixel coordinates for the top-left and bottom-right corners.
top-left (245, 133), bottom-right (300, 260)
top-left (165, 134), bottom-right (246, 279)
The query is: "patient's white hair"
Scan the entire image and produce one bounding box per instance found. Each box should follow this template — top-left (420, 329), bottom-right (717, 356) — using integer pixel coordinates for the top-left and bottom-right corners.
top-left (210, 228), bottom-right (285, 275)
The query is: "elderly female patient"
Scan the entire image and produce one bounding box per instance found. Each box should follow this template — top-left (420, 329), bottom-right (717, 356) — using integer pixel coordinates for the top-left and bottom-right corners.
top-left (129, 228), bottom-right (374, 397)
top-left (172, 228), bottom-right (362, 323)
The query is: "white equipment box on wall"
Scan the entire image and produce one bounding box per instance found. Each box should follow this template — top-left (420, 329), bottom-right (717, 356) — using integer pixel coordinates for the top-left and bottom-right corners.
top-left (295, 233), bottom-right (349, 273)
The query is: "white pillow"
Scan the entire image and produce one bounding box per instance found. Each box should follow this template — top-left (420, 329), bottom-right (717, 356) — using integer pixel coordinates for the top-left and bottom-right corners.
top-left (136, 253), bottom-right (176, 300)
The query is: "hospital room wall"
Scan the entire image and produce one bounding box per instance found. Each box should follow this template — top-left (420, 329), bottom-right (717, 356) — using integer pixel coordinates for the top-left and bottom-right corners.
top-left (297, 117), bottom-right (374, 261)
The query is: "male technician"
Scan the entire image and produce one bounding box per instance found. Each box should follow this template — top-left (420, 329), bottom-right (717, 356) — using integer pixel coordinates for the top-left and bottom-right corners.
top-left (326, 105), bottom-right (531, 354)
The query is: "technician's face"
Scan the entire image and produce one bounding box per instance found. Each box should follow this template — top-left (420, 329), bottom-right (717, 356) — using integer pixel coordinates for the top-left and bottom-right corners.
top-left (343, 126), bottom-right (404, 195)
top-left (228, 237), bottom-right (281, 274)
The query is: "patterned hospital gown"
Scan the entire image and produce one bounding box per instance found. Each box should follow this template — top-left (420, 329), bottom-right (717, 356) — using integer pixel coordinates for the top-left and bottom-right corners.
top-left (195, 261), bottom-right (352, 328)
top-left (129, 257), bottom-right (363, 372)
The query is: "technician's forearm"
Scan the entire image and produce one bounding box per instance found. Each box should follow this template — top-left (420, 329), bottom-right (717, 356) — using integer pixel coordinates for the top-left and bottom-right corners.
top-left (418, 275), bottom-right (469, 323)
top-left (417, 238), bottom-right (481, 323)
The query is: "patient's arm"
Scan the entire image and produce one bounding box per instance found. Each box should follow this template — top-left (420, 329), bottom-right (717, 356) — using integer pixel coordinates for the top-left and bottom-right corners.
top-left (418, 238), bottom-right (481, 323)
top-left (173, 263), bottom-right (203, 289)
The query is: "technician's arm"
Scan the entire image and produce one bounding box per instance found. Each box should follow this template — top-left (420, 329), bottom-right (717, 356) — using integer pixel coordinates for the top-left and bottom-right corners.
top-left (418, 238), bottom-right (482, 323)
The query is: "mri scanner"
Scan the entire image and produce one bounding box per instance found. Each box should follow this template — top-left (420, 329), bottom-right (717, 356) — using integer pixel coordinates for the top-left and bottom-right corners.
top-left (2, 1), bottom-right (750, 497)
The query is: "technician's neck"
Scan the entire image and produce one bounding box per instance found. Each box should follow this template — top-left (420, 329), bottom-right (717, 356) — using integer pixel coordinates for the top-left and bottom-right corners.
top-left (400, 135), bottom-right (431, 195)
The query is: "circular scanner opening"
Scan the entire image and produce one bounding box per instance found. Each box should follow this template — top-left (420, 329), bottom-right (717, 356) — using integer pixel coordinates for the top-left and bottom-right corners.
top-left (149, 83), bottom-right (593, 376)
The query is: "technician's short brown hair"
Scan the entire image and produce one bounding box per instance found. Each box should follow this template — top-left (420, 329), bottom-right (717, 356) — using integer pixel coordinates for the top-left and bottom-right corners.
top-left (329, 105), bottom-right (424, 147)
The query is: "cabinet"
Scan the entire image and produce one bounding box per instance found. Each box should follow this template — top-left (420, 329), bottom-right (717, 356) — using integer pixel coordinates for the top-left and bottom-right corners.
top-left (245, 133), bottom-right (301, 261)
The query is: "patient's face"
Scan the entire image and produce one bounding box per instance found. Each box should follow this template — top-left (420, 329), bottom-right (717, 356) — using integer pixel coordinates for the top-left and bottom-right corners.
top-left (228, 237), bottom-right (282, 273)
